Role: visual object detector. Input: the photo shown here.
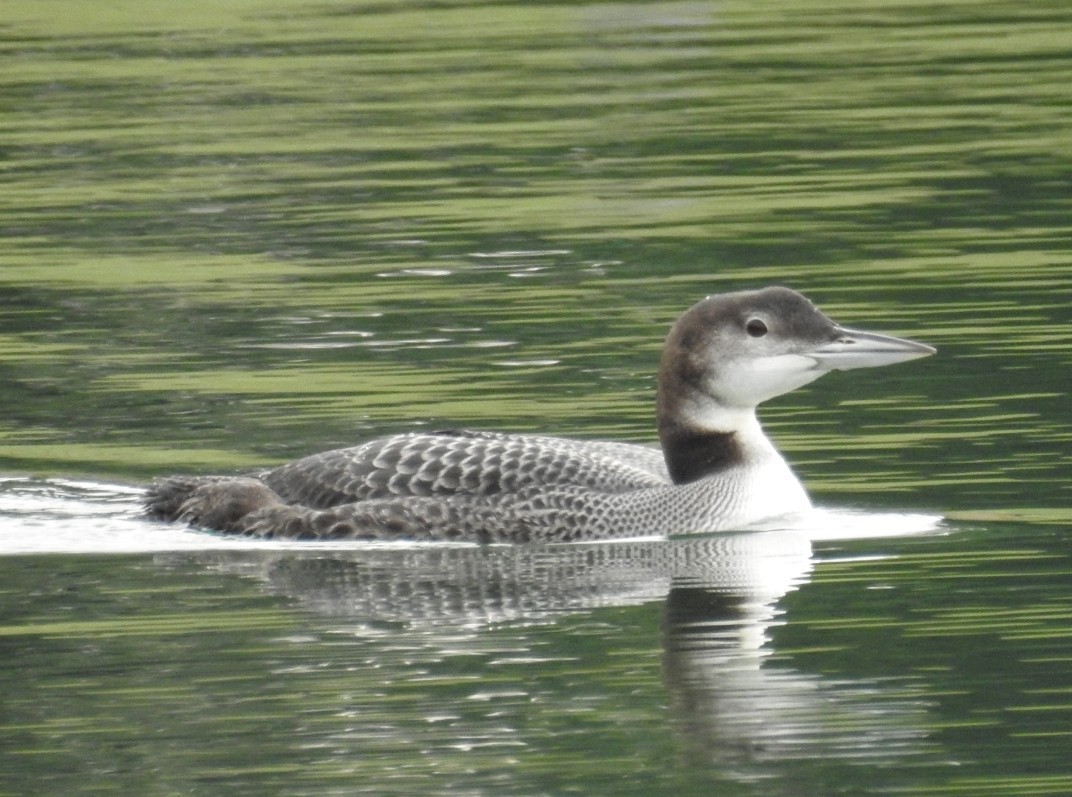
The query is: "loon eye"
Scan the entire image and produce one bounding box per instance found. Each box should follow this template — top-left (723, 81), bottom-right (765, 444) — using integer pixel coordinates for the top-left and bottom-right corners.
top-left (745, 318), bottom-right (768, 337)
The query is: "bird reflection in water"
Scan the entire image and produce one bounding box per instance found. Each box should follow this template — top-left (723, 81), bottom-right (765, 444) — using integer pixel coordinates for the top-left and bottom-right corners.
top-left (173, 526), bottom-right (935, 773)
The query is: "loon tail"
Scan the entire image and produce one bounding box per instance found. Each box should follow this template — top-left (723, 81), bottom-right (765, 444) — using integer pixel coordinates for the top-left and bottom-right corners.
top-left (145, 476), bottom-right (283, 533)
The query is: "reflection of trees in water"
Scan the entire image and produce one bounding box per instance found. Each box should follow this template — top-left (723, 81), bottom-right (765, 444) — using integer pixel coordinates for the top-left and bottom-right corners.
top-left (183, 532), bottom-right (935, 777)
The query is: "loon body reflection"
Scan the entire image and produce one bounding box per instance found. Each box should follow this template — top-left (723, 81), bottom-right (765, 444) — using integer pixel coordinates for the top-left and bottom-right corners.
top-left (146, 287), bottom-right (934, 542)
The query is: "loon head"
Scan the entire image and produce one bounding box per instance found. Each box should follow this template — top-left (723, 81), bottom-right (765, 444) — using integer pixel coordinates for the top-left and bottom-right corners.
top-left (657, 286), bottom-right (935, 483)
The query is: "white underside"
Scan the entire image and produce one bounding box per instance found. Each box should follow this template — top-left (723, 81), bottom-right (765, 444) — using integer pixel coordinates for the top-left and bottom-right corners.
top-left (666, 409), bottom-right (813, 532)
top-left (730, 453), bottom-right (813, 526)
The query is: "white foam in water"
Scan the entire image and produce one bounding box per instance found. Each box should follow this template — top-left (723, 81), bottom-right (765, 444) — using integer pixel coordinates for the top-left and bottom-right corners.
top-left (748, 505), bottom-right (946, 542)
top-left (0, 477), bottom-right (410, 555)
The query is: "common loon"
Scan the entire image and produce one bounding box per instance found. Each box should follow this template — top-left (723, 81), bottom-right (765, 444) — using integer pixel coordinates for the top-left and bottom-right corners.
top-left (145, 287), bottom-right (934, 543)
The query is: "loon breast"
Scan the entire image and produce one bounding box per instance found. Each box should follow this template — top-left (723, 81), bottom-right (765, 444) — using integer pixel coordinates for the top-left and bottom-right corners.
top-left (145, 287), bottom-right (934, 542)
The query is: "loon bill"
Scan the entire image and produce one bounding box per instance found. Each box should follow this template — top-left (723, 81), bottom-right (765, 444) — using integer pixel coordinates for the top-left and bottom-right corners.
top-left (145, 286), bottom-right (935, 543)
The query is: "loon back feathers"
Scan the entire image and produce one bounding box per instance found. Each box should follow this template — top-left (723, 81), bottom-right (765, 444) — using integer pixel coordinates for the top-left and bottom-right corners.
top-left (145, 287), bottom-right (935, 542)
top-left (262, 430), bottom-right (670, 508)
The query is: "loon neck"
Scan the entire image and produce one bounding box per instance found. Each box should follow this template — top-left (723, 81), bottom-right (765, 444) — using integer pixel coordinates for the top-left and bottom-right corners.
top-left (657, 404), bottom-right (773, 484)
top-left (658, 423), bottom-right (741, 484)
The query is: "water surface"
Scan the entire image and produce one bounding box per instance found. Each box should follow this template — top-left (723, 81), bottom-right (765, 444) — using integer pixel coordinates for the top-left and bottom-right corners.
top-left (2, 0), bottom-right (1071, 794)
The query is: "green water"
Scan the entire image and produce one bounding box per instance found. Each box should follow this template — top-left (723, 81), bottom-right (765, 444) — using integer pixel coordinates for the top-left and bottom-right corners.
top-left (2, 0), bottom-right (1071, 794)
